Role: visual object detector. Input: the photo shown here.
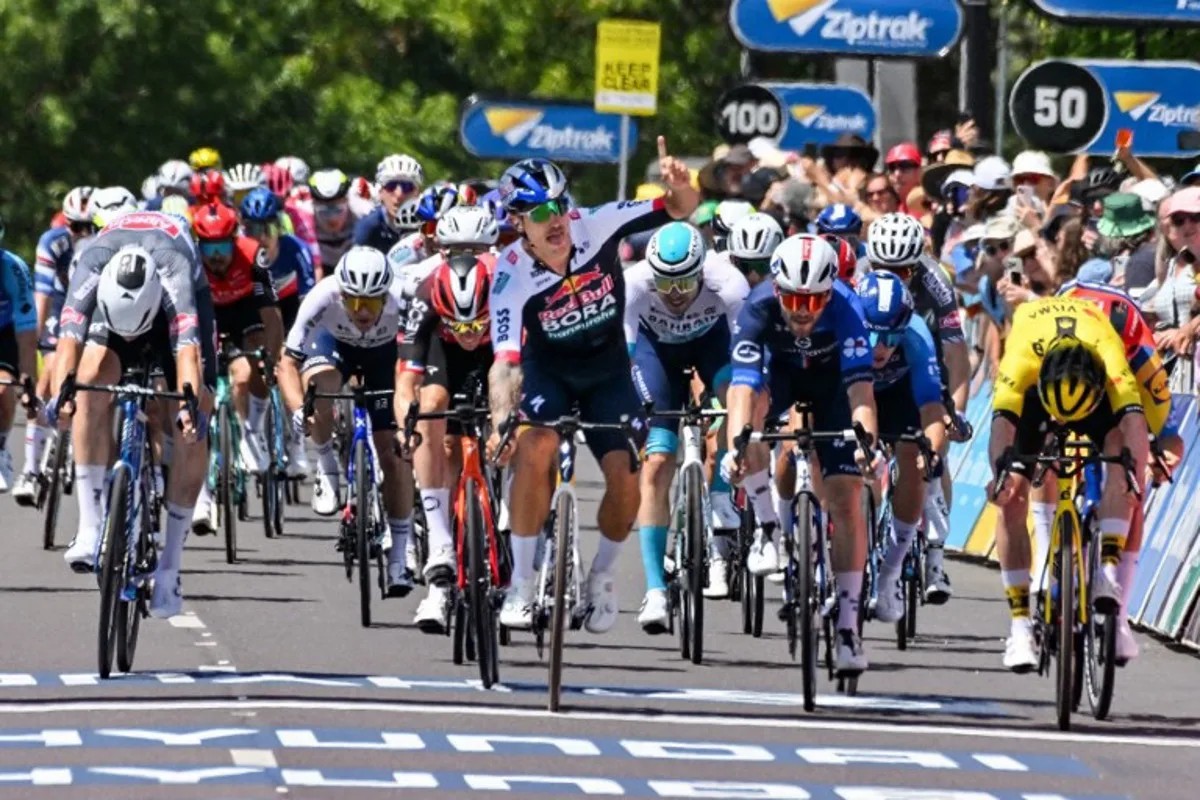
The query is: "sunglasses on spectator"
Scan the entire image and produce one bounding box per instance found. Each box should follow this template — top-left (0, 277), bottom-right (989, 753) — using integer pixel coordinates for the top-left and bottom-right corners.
top-left (731, 255), bottom-right (772, 275)
top-left (382, 180), bottom-right (417, 194)
top-left (523, 199), bottom-right (566, 224)
top-left (198, 239), bottom-right (234, 258)
top-left (777, 287), bottom-right (830, 314)
top-left (244, 221), bottom-right (279, 239)
top-left (1013, 174), bottom-right (1044, 187)
top-left (887, 161), bottom-right (920, 173)
top-left (983, 240), bottom-right (1012, 256)
top-left (342, 295), bottom-right (385, 315)
top-left (869, 330), bottom-right (905, 349)
top-left (654, 274), bottom-right (700, 295)
top-left (1170, 212), bottom-right (1200, 227)
top-left (444, 317), bottom-right (488, 336)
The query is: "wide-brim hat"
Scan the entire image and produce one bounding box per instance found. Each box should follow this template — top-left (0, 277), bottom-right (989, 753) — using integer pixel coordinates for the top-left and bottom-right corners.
top-left (921, 149), bottom-right (976, 198)
top-left (820, 133), bottom-right (879, 169)
top-left (1097, 192), bottom-right (1155, 238)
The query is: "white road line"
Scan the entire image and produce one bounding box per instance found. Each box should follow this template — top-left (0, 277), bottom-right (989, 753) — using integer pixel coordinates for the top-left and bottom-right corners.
top-left (168, 615), bottom-right (206, 629)
top-left (194, 642), bottom-right (217, 647)
top-left (0, 698), bottom-right (1194, 750)
top-left (230, 748), bottom-right (278, 768)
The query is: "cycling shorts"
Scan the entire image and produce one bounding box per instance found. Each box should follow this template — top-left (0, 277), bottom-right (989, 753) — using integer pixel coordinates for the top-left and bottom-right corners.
top-left (520, 356), bottom-right (647, 462)
top-left (300, 329), bottom-right (397, 431)
top-left (215, 295), bottom-right (266, 348)
top-left (0, 324), bottom-right (18, 377)
top-left (876, 375), bottom-right (922, 440)
top-left (767, 367), bottom-right (860, 479)
top-left (1010, 387), bottom-right (1119, 479)
top-left (422, 336), bottom-right (493, 436)
top-left (38, 300), bottom-right (63, 353)
top-left (278, 293), bottom-right (302, 332)
top-left (631, 325), bottom-right (731, 436)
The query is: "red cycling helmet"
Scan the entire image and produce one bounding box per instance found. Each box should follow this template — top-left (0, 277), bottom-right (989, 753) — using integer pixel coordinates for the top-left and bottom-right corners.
top-left (190, 169), bottom-right (226, 203)
top-left (430, 254), bottom-right (492, 324)
top-left (262, 163), bottom-right (294, 199)
top-left (193, 202), bottom-right (239, 240)
top-left (821, 234), bottom-right (859, 284)
top-left (885, 142), bottom-right (922, 167)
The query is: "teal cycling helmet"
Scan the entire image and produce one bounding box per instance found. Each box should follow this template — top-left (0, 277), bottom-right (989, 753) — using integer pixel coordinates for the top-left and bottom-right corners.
top-left (647, 221), bottom-right (705, 279)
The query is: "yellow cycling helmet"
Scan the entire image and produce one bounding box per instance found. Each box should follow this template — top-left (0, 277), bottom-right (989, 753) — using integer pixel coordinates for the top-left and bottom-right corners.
top-left (1037, 336), bottom-right (1107, 423)
top-left (189, 146), bottom-right (223, 172)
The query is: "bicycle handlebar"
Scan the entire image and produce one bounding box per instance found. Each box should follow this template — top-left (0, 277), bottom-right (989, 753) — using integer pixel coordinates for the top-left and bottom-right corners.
top-left (55, 370), bottom-right (197, 433)
top-left (731, 420), bottom-right (875, 470)
top-left (0, 375), bottom-right (38, 415)
top-left (991, 435), bottom-right (1142, 503)
top-left (877, 430), bottom-right (940, 482)
top-left (301, 381), bottom-right (393, 422)
top-left (490, 410), bottom-right (642, 472)
top-left (399, 398), bottom-right (492, 458)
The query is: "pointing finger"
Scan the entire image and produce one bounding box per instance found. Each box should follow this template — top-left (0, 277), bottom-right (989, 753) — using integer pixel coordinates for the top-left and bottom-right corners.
top-left (657, 135), bottom-right (668, 160)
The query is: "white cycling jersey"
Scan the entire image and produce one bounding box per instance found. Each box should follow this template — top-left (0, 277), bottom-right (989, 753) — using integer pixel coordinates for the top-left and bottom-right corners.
top-left (394, 252), bottom-right (441, 300)
top-left (284, 274), bottom-right (406, 354)
top-left (623, 250), bottom-right (749, 347)
top-left (385, 232), bottom-right (429, 272)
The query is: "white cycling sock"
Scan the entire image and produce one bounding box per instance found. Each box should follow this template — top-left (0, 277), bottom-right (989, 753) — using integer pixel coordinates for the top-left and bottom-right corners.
top-left (24, 424), bottom-right (47, 476)
top-left (1030, 501), bottom-right (1056, 592)
top-left (1118, 550), bottom-right (1139, 612)
top-left (316, 440), bottom-right (339, 475)
top-left (591, 534), bottom-right (622, 574)
top-left (883, 517), bottom-right (918, 573)
top-left (76, 465), bottom-right (107, 547)
top-left (773, 485), bottom-right (794, 540)
top-left (387, 517), bottom-right (411, 567)
top-left (247, 393), bottom-right (268, 431)
top-left (742, 469), bottom-right (778, 527)
top-left (835, 571), bottom-right (863, 631)
top-left (510, 533), bottom-right (539, 584)
top-left (420, 487), bottom-right (453, 553)
top-left (160, 503), bottom-right (192, 573)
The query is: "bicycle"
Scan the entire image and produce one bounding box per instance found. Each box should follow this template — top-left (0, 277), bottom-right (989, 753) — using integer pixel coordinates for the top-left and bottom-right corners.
top-left (495, 410), bottom-right (641, 712)
top-left (652, 401), bottom-right (726, 665)
top-left (401, 378), bottom-right (509, 688)
top-left (731, 409), bottom-right (872, 711)
top-left (252, 350), bottom-right (287, 540)
top-left (208, 335), bottom-right (252, 564)
top-left (303, 377), bottom-right (393, 628)
top-left (0, 376), bottom-right (69, 550)
top-left (993, 432), bottom-right (1139, 731)
top-left (55, 367), bottom-right (194, 679)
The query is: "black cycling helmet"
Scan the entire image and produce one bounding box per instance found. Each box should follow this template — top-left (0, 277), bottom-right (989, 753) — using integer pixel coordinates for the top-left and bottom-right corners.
top-left (1082, 166), bottom-right (1121, 202)
top-left (1037, 336), bottom-right (1106, 423)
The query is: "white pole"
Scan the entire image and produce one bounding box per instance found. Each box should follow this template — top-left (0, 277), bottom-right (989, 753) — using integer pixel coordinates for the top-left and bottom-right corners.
top-left (617, 114), bottom-right (630, 201)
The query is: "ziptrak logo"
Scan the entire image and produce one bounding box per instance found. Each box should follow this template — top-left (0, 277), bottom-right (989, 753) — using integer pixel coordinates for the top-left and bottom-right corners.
top-left (1113, 91), bottom-right (1200, 127)
top-left (768, 0), bottom-right (931, 46)
top-left (483, 107), bottom-right (615, 154)
top-left (790, 104), bottom-right (868, 133)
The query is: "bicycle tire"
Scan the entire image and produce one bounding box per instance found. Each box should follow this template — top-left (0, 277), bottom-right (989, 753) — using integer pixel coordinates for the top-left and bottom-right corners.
top-left (1056, 511), bottom-right (1076, 732)
top-left (466, 479), bottom-right (498, 687)
top-left (355, 440), bottom-right (373, 628)
top-left (895, 558), bottom-right (910, 652)
top-left (796, 492), bottom-right (817, 712)
top-left (906, 539), bottom-right (921, 639)
top-left (117, 472), bottom-right (150, 673)
top-left (1085, 537), bottom-right (1117, 719)
top-left (452, 596), bottom-right (467, 665)
top-left (42, 431), bottom-right (68, 551)
top-left (218, 405), bottom-right (237, 565)
top-left (261, 400), bottom-right (278, 539)
top-left (739, 515), bottom-right (753, 635)
top-left (684, 465), bottom-right (705, 665)
top-left (548, 490), bottom-right (573, 712)
top-left (98, 465), bottom-right (130, 680)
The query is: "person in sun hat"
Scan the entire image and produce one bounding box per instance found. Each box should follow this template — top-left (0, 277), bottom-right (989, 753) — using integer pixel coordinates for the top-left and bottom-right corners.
top-left (921, 149), bottom-right (975, 201)
top-left (970, 156), bottom-right (1014, 225)
top-left (820, 132), bottom-right (879, 174)
top-left (1011, 150), bottom-right (1059, 204)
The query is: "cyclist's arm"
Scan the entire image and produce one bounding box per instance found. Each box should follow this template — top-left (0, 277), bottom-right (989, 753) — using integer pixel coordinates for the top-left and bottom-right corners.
top-left (988, 309), bottom-right (1037, 476)
top-left (279, 352), bottom-right (305, 415)
top-left (725, 297), bottom-right (769, 450)
top-left (714, 256), bottom-right (751, 324)
top-left (3, 253), bottom-right (37, 380)
top-left (280, 279), bottom-right (331, 413)
top-left (1095, 329), bottom-right (1150, 470)
top-left (395, 293), bottom-right (437, 412)
top-left (34, 292), bottom-right (52, 341)
top-left (622, 263), bottom-right (650, 355)
top-left (904, 319), bottom-right (947, 453)
top-left (488, 257), bottom-right (526, 428)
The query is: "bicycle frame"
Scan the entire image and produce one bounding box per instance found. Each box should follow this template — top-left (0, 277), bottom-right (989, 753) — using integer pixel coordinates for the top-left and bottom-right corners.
top-left (207, 352), bottom-right (245, 503)
top-left (1046, 469), bottom-right (1088, 629)
top-left (537, 439), bottom-right (583, 617)
top-left (111, 393), bottom-right (150, 597)
top-left (455, 435), bottom-right (503, 591)
top-left (346, 402), bottom-right (383, 492)
top-left (670, 422), bottom-right (711, 543)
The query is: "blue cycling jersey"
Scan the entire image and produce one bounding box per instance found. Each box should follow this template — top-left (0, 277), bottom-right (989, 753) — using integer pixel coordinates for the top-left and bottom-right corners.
top-left (267, 234), bottom-right (316, 299)
top-left (353, 206), bottom-right (402, 255)
top-left (872, 315), bottom-right (943, 408)
top-left (34, 226), bottom-right (74, 298)
top-left (730, 279), bottom-right (873, 392)
top-left (0, 250), bottom-right (37, 333)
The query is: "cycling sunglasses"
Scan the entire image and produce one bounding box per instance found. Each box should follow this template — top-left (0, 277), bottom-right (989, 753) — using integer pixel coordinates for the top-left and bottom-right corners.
top-left (1170, 211), bottom-right (1200, 227)
top-left (68, 220), bottom-right (95, 235)
top-left (869, 330), bottom-right (905, 349)
top-left (444, 318), bottom-right (489, 336)
top-left (198, 239), bottom-right (234, 258)
top-left (524, 199), bottom-right (566, 224)
top-left (777, 288), bottom-right (830, 314)
top-left (731, 255), bottom-right (772, 276)
top-left (653, 274), bottom-right (700, 295)
top-left (342, 295), bottom-right (385, 315)
top-left (243, 221), bottom-right (279, 239)
top-left (382, 179), bottom-right (417, 194)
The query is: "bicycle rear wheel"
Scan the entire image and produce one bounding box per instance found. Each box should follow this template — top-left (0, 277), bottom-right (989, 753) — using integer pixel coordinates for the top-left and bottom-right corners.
top-left (1056, 512), bottom-right (1077, 731)
top-left (796, 493), bottom-right (818, 712)
top-left (218, 405), bottom-right (237, 564)
top-left (466, 479), bottom-right (498, 687)
top-left (896, 552), bottom-right (911, 651)
top-left (548, 491), bottom-right (573, 712)
top-left (117, 473), bottom-right (150, 674)
top-left (1085, 536), bottom-right (1117, 719)
top-left (684, 465), bottom-right (705, 665)
top-left (42, 431), bottom-right (68, 551)
top-left (98, 466), bottom-right (131, 679)
top-left (739, 506), bottom-right (754, 634)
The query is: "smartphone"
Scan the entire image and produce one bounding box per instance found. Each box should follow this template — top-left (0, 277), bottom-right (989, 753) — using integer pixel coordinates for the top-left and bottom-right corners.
top-left (1008, 270), bottom-right (1024, 286)
top-left (803, 143), bottom-right (818, 159)
top-left (1017, 185), bottom-right (1035, 200)
top-left (1086, 217), bottom-right (1099, 234)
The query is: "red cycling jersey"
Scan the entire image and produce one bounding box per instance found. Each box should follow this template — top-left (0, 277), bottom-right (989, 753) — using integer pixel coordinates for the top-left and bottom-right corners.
top-left (1058, 280), bottom-right (1154, 359)
top-left (206, 236), bottom-right (269, 307)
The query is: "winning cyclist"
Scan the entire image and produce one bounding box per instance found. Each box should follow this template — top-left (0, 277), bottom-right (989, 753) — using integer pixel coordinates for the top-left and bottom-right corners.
top-left (721, 233), bottom-right (879, 675)
top-left (989, 296), bottom-right (1152, 672)
top-left (854, 271), bottom-right (948, 622)
top-left (624, 221), bottom-right (749, 631)
top-left (488, 139), bottom-right (699, 633)
top-left (53, 210), bottom-right (216, 618)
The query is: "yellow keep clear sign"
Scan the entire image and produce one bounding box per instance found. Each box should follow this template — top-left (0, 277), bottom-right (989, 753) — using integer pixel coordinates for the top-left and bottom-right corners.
top-left (594, 19), bottom-right (661, 117)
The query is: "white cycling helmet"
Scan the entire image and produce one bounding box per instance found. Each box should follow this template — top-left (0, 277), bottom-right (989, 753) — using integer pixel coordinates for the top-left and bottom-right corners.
top-left (713, 200), bottom-right (756, 235)
top-left (728, 212), bottom-right (784, 259)
top-left (336, 246), bottom-right (393, 298)
top-left (62, 187), bottom-right (94, 224)
top-left (97, 245), bottom-right (163, 339)
top-left (375, 154), bottom-right (425, 188)
top-left (866, 212), bottom-right (926, 269)
top-left (91, 186), bottom-right (139, 227)
top-left (435, 205), bottom-right (498, 248)
top-left (140, 174), bottom-right (160, 202)
top-left (225, 162), bottom-right (264, 193)
top-left (393, 198), bottom-right (423, 232)
top-left (646, 221), bottom-right (706, 279)
top-left (274, 156), bottom-right (311, 185)
top-left (771, 234), bottom-right (838, 294)
top-left (157, 159), bottom-right (193, 192)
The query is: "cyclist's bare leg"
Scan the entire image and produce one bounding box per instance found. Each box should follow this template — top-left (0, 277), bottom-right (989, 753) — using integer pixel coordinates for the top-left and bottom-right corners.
top-left (508, 428), bottom-right (557, 584)
top-left (994, 475), bottom-right (1033, 621)
top-left (826, 473), bottom-right (867, 632)
top-left (301, 366), bottom-right (340, 447)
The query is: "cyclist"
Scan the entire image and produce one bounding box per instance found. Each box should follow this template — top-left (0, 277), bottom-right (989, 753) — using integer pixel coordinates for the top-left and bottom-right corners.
top-left (354, 154), bottom-right (424, 255)
top-left (816, 203), bottom-right (864, 253)
top-left (13, 189), bottom-right (95, 504)
top-left (989, 296), bottom-right (1152, 672)
top-left (721, 212), bottom-right (784, 290)
top-left (711, 199), bottom-right (755, 252)
top-left (263, 163), bottom-right (321, 275)
top-left (0, 227), bottom-right (37, 493)
top-left (189, 202), bottom-right (284, 531)
top-left (89, 187), bottom-right (140, 228)
top-left (278, 248), bottom-right (413, 588)
top-left (274, 156), bottom-right (311, 186)
top-left (189, 146), bottom-right (223, 173)
top-left (624, 221), bottom-right (749, 631)
top-left (866, 212), bottom-right (969, 604)
top-left (309, 169), bottom-right (360, 268)
top-left (151, 160), bottom-right (194, 211)
top-left (397, 248), bottom-right (496, 629)
top-left (190, 169), bottom-right (227, 210)
top-left (384, 200), bottom-right (428, 272)
top-left (225, 163), bottom-right (265, 209)
top-left (52, 211), bottom-right (216, 618)
top-left (721, 233), bottom-right (879, 674)
top-left (854, 271), bottom-right (948, 622)
top-left (488, 141), bottom-right (699, 633)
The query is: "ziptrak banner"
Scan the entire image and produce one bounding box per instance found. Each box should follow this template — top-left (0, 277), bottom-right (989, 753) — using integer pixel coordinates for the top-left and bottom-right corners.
top-left (729, 0), bottom-right (963, 57)
top-left (459, 99), bottom-right (637, 164)
top-left (1029, 0), bottom-right (1200, 24)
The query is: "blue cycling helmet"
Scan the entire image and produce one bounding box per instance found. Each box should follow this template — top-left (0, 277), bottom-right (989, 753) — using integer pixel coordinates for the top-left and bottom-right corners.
top-left (240, 186), bottom-right (281, 223)
top-left (480, 188), bottom-right (515, 235)
top-left (815, 203), bottom-right (863, 236)
top-left (647, 222), bottom-right (705, 279)
top-left (417, 182), bottom-right (461, 222)
top-left (856, 270), bottom-right (913, 333)
top-left (498, 158), bottom-right (568, 213)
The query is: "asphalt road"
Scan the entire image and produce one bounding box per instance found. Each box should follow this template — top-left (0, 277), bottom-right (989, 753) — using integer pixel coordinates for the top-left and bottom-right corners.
top-left (0, 436), bottom-right (1198, 799)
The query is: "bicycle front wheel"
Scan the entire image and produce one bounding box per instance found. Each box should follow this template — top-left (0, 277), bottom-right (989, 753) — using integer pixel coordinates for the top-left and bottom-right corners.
top-left (466, 479), bottom-right (499, 687)
top-left (548, 490), bottom-right (573, 712)
top-left (261, 399), bottom-right (278, 539)
top-left (98, 465), bottom-right (131, 679)
top-left (43, 431), bottom-right (69, 551)
top-left (218, 405), bottom-right (237, 564)
top-left (1056, 511), bottom-right (1077, 732)
top-left (355, 440), bottom-right (373, 628)
top-left (796, 492), bottom-right (817, 712)
top-left (684, 465), bottom-right (705, 665)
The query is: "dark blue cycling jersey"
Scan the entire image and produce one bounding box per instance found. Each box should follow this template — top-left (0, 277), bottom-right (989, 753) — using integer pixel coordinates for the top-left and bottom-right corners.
top-left (352, 206), bottom-right (402, 255)
top-left (872, 315), bottom-right (943, 408)
top-left (34, 226), bottom-right (74, 298)
top-left (267, 234), bottom-right (316, 300)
